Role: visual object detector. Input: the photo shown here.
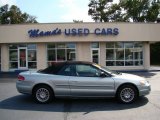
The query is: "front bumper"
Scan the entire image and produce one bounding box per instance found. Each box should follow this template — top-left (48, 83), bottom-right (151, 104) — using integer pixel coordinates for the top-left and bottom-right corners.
top-left (138, 83), bottom-right (151, 96)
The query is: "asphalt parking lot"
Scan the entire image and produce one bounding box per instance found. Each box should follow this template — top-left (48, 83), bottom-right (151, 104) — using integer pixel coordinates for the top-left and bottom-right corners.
top-left (0, 71), bottom-right (160, 120)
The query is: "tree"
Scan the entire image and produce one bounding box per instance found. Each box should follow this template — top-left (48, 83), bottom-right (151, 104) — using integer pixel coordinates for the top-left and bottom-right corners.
top-left (88, 0), bottom-right (126, 22)
top-left (88, 0), bottom-right (124, 22)
top-left (88, 0), bottom-right (160, 22)
top-left (88, 0), bottom-right (107, 22)
top-left (105, 3), bottom-right (126, 22)
top-left (146, 0), bottom-right (160, 22)
top-left (0, 4), bottom-right (38, 24)
top-left (121, 0), bottom-right (160, 22)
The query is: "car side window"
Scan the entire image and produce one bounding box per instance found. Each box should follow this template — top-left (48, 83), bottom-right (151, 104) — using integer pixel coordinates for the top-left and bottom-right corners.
top-left (76, 64), bottom-right (101, 77)
top-left (58, 65), bottom-right (71, 76)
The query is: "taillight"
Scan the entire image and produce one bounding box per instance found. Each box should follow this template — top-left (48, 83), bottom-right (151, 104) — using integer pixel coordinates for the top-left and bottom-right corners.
top-left (18, 75), bottom-right (25, 81)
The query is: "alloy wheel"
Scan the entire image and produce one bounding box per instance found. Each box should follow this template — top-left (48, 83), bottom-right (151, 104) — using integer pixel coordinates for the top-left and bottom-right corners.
top-left (120, 87), bottom-right (135, 103)
top-left (36, 88), bottom-right (50, 103)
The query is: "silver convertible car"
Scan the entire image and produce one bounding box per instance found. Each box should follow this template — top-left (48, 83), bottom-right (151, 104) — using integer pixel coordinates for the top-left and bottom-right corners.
top-left (16, 61), bottom-right (151, 104)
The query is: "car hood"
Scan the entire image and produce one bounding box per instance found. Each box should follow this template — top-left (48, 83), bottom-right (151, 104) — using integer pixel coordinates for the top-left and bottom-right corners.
top-left (113, 73), bottom-right (145, 82)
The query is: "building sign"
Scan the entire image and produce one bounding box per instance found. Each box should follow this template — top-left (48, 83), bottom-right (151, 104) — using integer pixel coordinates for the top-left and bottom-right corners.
top-left (28, 28), bottom-right (61, 37)
top-left (28, 28), bottom-right (119, 38)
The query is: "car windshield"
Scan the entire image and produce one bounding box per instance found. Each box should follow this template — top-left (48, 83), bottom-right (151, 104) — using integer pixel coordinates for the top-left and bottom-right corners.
top-left (101, 66), bottom-right (121, 75)
top-left (93, 63), bottom-right (121, 75)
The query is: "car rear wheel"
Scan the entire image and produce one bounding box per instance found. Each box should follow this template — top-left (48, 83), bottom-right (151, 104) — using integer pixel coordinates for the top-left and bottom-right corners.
top-left (117, 85), bottom-right (138, 104)
top-left (33, 85), bottom-right (54, 103)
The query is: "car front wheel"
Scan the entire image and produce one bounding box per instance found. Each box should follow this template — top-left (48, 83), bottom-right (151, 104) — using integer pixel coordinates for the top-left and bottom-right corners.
top-left (117, 85), bottom-right (138, 104)
top-left (33, 85), bottom-right (54, 103)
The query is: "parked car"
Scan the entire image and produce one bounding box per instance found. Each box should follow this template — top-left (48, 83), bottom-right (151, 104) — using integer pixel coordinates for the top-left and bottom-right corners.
top-left (16, 61), bottom-right (151, 104)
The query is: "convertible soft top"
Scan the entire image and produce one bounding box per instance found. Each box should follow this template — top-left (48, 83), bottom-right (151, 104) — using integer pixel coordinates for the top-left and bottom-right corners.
top-left (39, 61), bottom-right (94, 74)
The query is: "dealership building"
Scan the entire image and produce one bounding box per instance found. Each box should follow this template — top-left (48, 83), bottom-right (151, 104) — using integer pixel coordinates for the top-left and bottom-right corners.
top-left (0, 22), bottom-right (160, 72)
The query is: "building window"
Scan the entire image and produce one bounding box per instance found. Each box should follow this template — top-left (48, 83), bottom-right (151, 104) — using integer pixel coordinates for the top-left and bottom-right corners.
top-left (91, 43), bottom-right (100, 64)
top-left (9, 45), bottom-right (18, 69)
top-left (27, 44), bottom-right (37, 69)
top-left (9, 44), bottom-right (37, 69)
top-left (47, 43), bottom-right (76, 66)
top-left (106, 42), bottom-right (143, 66)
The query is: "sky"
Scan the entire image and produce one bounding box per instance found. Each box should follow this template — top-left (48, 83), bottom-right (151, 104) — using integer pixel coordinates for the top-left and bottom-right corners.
top-left (0, 0), bottom-right (119, 23)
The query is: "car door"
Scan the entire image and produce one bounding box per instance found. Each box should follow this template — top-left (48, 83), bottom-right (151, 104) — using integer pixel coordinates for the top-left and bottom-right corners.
top-left (69, 64), bottom-right (115, 97)
top-left (53, 65), bottom-right (74, 97)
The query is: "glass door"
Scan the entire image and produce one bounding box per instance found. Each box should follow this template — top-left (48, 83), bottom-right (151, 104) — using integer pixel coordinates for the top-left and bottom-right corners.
top-left (18, 47), bottom-right (27, 69)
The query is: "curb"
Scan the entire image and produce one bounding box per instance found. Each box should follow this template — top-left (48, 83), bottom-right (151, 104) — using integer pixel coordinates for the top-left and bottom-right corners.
top-left (0, 78), bottom-right (17, 83)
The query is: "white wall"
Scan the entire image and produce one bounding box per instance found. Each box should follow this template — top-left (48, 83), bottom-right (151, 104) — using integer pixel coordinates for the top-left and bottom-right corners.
top-left (0, 23), bottom-right (160, 44)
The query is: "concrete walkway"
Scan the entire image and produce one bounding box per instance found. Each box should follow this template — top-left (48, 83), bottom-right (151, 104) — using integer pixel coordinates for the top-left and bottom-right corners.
top-left (149, 66), bottom-right (160, 71)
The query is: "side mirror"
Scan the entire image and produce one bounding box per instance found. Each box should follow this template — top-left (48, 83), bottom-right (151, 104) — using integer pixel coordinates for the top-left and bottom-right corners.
top-left (100, 72), bottom-right (107, 77)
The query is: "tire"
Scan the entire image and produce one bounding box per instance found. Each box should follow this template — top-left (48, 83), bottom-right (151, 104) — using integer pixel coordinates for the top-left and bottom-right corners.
top-left (33, 85), bottom-right (54, 104)
top-left (117, 85), bottom-right (138, 104)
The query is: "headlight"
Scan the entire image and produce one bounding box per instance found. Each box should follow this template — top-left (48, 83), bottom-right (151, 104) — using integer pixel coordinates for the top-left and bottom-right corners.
top-left (140, 80), bottom-right (148, 86)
